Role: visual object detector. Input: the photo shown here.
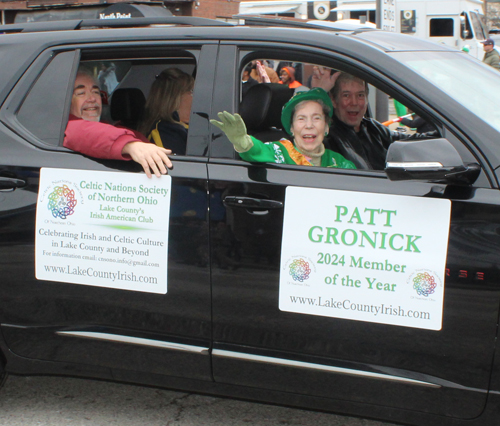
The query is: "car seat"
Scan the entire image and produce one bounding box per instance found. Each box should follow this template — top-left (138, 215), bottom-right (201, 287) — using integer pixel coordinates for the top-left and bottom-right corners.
top-left (239, 83), bottom-right (293, 142)
top-left (110, 88), bottom-right (146, 130)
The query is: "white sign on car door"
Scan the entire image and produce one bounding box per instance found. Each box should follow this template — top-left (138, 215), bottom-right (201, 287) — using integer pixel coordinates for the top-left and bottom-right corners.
top-left (35, 168), bottom-right (171, 294)
top-left (279, 186), bottom-right (451, 330)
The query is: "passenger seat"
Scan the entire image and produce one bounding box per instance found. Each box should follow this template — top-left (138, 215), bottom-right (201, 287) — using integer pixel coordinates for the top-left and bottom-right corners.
top-left (239, 83), bottom-right (293, 142)
top-left (110, 88), bottom-right (146, 130)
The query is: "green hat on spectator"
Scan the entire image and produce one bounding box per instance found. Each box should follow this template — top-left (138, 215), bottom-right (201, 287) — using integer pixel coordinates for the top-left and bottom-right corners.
top-left (281, 88), bottom-right (333, 134)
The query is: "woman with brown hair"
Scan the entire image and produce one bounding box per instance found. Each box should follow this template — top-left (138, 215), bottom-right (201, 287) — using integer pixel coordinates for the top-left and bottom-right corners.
top-left (139, 68), bottom-right (194, 156)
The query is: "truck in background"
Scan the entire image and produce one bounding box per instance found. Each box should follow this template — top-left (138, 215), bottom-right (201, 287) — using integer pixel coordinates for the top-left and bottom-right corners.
top-left (395, 0), bottom-right (488, 59)
top-left (239, 1), bottom-right (489, 59)
top-left (332, 0), bottom-right (488, 59)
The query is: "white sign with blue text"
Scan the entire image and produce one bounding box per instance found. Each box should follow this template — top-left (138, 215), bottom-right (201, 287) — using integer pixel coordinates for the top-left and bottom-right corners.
top-left (35, 168), bottom-right (171, 294)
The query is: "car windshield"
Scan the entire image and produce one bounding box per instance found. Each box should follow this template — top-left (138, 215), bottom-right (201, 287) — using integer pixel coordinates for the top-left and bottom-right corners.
top-left (394, 51), bottom-right (500, 133)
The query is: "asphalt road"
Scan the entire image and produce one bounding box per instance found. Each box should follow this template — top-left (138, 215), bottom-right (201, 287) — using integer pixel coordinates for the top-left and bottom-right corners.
top-left (0, 375), bottom-right (401, 426)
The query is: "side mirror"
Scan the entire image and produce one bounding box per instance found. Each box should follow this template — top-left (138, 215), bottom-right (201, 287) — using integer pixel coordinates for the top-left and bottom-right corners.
top-left (460, 15), bottom-right (469, 40)
top-left (385, 138), bottom-right (481, 184)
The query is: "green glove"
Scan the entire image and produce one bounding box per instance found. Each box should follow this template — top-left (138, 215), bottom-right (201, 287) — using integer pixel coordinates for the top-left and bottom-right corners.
top-left (210, 111), bottom-right (253, 152)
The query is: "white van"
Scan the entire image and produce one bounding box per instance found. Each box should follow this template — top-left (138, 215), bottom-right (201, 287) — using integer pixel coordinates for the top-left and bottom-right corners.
top-left (238, 0), bottom-right (489, 59)
top-left (396, 0), bottom-right (488, 59)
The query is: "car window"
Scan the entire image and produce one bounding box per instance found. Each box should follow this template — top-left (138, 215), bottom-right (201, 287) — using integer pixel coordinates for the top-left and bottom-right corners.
top-left (235, 57), bottom-right (442, 172)
top-left (16, 50), bottom-right (77, 147)
top-left (396, 51), bottom-right (500, 133)
top-left (225, 48), bottom-right (492, 187)
top-left (239, 59), bottom-right (325, 145)
top-left (76, 55), bottom-right (197, 157)
top-left (12, 46), bottom-right (207, 158)
top-left (93, 61), bottom-right (131, 98)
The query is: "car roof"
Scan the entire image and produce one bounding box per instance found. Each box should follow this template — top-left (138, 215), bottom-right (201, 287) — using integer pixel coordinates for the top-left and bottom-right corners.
top-left (0, 15), bottom-right (454, 54)
top-left (307, 18), bottom-right (377, 30)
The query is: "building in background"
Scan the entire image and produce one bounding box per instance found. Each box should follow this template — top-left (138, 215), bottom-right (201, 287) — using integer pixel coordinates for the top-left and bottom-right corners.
top-left (238, 1), bottom-right (338, 21)
top-left (330, 0), bottom-right (374, 22)
top-left (0, 0), bottom-right (240, 24)
top-left (485, 0), bottom-right (500, 30)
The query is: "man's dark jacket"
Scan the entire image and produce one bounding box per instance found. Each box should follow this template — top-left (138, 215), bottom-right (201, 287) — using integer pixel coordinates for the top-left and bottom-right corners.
top-left (324, 114), bottom-right (436, 170)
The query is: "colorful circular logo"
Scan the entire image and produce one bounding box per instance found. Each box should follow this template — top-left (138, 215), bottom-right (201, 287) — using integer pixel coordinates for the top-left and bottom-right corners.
top-left (412, 271), bottom-right (437, 297)
top-left (47, 185), bottom-right (77, 219)
top-left (289, 258), bottom-right (311, 282)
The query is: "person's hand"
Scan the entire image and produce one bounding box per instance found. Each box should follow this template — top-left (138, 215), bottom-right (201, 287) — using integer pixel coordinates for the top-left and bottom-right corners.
top-left (210, 112), bottom-right (253, 152)
top-left (311, 66), bottom-right (340, 92)
top-left (256, 61), bottom-right (271, 83)
top-left (121, 142), bottom-right (172, 178)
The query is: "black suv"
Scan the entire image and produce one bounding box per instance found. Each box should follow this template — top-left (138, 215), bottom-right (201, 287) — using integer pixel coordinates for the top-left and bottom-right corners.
top-left (1, 16), bottom-right (500, 426)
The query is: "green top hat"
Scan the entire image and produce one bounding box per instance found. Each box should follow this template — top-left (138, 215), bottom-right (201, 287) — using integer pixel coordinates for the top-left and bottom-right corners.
top-left (281, 87), bottom-right (333, 134)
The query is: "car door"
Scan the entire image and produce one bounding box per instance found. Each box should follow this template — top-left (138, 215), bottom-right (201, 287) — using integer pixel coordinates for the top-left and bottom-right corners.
top-left (208, 43), bottom-right (500, 420)
top-left (0, 39), bottom-right (217, 381)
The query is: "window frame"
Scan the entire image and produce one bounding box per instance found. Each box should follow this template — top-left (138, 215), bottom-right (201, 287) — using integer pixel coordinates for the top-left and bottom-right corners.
top-left (1, 41), bottom-right (219, 159)
top-left (209, 42), bottom-right (492, 187)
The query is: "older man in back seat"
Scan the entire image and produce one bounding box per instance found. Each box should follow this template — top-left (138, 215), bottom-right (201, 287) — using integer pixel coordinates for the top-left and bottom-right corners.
top-left (311, 68), bottom-right (437, 169)
top-left (64, 67), bottom-right (172, 178)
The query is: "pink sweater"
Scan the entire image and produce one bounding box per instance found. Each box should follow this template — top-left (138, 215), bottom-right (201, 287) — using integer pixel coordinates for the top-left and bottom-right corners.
top-left (64, 115), bottom-right (149, 160)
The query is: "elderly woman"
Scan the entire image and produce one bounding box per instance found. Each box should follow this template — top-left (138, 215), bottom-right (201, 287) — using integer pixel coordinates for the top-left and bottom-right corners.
top-left (139, 68), bottom-right (194, 156)
top-left (211, 88), bottom-right (355, 168)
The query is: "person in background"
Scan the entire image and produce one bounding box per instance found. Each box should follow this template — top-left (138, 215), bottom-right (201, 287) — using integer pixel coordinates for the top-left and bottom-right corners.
top-left (211, 88), bottom-right (355, 169)
top-left (139, 68), bottom-right (194, 156)
top-left (242, 64), bottom-right (259, 97)
top-left (250, 60), bottom-right (279, 83)
top-left (279, 66), bottom-right (303, 89)
top-left (64, 67), bottom-right (172, 178)
top-left (481, 38), bottom-right (500, 70)
top-left (98, 62), bottom-right (119, 95)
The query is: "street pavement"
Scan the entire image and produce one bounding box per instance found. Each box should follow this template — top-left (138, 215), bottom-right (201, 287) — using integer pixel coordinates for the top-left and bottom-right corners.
top-left (0, 375), bottom-right (401, 426)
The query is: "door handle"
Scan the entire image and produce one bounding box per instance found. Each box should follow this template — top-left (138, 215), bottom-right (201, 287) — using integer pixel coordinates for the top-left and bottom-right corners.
top-left (0, 177), bottom-right (27, 191)
top-left (223, 196), bottom-right (283, 210)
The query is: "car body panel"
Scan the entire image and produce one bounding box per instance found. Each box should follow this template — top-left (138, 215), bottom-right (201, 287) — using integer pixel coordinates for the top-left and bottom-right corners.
top-left (208, 160), bottom-right (500, 419)
top-left (1, 19), bottom-right (500, 426)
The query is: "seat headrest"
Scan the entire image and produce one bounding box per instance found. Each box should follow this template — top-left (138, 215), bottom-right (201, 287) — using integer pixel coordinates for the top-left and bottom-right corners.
top-left (261, 83), bottom-right (293, 130)
top-left (239, 84), bottom-right (272, 131)
top-left (110, 88), bottom-right (146, 128)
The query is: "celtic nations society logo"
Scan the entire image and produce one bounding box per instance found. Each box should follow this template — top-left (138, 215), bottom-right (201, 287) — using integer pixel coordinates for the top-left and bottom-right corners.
top-left (412, 271), bottom-right (438, 297)
top-left (47, 184), bottom-right (78, 219)
top-left (289, 258), bottom-right (312, 282)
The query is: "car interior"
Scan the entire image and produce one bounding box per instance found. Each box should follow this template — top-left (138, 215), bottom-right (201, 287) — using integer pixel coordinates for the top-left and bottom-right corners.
top-left (238, 59), bottom-right (437, 143)
top-left (82, 58), bottom-right (197, 132)
top-left (239, 82), bottom-right (294, 142)
top-left (77, 56), bottom-right (438, 166)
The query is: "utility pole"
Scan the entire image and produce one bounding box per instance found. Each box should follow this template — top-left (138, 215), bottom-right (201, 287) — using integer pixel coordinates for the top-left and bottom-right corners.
top-left (374, 0), bottom-right (397, 122)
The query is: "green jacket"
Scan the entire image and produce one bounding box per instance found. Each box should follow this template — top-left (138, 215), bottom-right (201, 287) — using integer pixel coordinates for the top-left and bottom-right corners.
top-left (483, 50), bottom-right (500, 70)
top-left (239, 137), bottom-right (356, 169)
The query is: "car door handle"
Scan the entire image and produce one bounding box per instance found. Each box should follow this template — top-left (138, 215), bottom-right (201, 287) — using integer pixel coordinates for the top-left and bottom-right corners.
top-left (223, 196), bottom-right (283, 210)
top-left (0, 177), bottom-right (27, 190)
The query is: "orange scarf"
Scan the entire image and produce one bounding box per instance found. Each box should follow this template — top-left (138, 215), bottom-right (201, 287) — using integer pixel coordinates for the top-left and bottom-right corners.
top-left (280, 140), bottom-right (312, 166)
